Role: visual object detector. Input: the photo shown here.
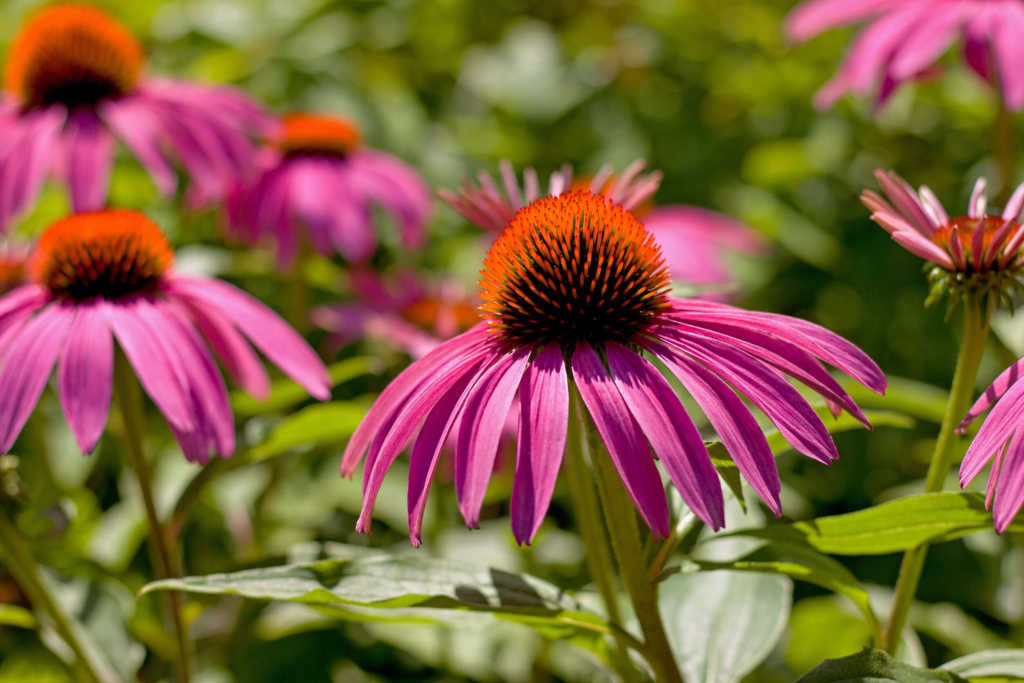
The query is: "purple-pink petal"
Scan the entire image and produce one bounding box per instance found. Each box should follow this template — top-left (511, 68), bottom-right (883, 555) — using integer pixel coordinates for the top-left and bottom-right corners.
top-left (64, 109), bottom-right (115, 212)
top-left (57, 304), bottom-right (113, 453)
top-left (511, 345), bottom-right (569, 545)
top-left (605, 343), bottom-right (725, 530)
top-left (0, 304), bottom-right (73, 453)
top-left (571, 344), bottom-right (671, 538)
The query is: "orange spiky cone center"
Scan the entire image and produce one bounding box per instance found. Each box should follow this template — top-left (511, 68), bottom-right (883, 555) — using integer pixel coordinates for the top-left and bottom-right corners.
top-left (33, 210), bottom-right (173, 301)
top-left (276, 113), bottom-right (362, 158)
top-left (5, 4), bottom-right (144, 110)
top-left (479, 191), bottom-right (671, 348)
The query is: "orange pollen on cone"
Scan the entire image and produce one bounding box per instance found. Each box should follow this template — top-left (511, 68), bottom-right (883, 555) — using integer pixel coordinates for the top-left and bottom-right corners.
top-left (4, 4), bottom-right (144, 110)
top-left (932, 215), bottom-right (1024, 265)
top-left (479, 191), bottom-right (671, 348)
top-left (32, 210), bottom-right (173, 301)
top-left (275, 113), bottom-right (362, 158)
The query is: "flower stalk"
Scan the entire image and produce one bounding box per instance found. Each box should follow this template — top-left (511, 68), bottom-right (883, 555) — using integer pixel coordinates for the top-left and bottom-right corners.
top-left (881, 298), bottom-right (990, 653)
top-left (0, 504), bottom-right (109, 683)
top-left (112, 351), bottom-right (192, 683)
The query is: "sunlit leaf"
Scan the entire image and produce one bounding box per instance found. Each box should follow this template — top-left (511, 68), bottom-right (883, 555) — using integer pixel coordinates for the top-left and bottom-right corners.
top-left (246, 400), bottom-right (369, 461)
top-left (941, 650), bottom-right (1024, 678)
top-left (797, 648), bottom-right (967, 682)
top-left (231, 357), bottom-right (376, 417)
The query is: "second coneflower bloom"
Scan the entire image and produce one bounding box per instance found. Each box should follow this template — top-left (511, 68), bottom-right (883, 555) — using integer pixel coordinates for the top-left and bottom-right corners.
top-left (863, 170), bottom-right (1024, 308)
top-left (0, 4), bottom-right (272, 230)
top-left (0, 210), bottom-right (330, 462)
top-left (343, 191), bottom-right (886, 546)
top-left (225, 112), bottom-right (431, 266)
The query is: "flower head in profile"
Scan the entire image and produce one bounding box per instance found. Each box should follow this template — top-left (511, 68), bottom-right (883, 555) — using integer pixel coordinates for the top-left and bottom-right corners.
top-left (863, 170), bottom-right (1024, 308)
top-left (957, 356), bottom-right (1024, 532)
top-left (0, 210), bottom-right (330, 462)
top-left (787, 0), bottom-right (1024, 109)
top-left (225, 112), bottom-right (431, 267)
top-left (0, 4), bottom-right (271, 230)
top-left (343, 191), bottom-right (886, 546)
top-left (313, 269), bottom-right (478, 359)
top-left (440, 160), bottom-right (764, 297)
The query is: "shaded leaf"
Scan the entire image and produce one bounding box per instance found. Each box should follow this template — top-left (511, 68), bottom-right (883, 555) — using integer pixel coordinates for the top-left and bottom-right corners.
top-left (246, 400), bottom-right (369, 461)
top-left (838, 376), bottom-right (948, 425)
top-left (231, 357), bottom-right (375, 417)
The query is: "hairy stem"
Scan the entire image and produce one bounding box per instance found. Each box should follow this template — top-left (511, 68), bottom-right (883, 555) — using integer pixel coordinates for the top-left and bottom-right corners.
top-left (113, 353), bottom-right (192, 683)
top-left (881, 299), bottom-right (990, 653)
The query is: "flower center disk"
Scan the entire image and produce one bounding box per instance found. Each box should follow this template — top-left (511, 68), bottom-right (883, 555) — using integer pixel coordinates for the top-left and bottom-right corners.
top-left (33, 210), bottom-right (173, 301)
top-left (932, 215), bottom-right (1024, 270)
top-left (480, 191), bottom-right (671, 348)
top-left (5, 4), bottom-right (143, 110)
top-left (276, 113), bottom-right (362, 158)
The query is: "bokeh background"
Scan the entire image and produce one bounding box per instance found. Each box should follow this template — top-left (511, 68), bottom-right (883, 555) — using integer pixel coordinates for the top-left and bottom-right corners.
top-left (1, 0), bottom-right (1022, 681)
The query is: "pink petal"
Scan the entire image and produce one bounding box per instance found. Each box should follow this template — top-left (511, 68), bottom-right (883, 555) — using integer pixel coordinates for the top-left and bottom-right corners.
top-left (100, 97), bottom-right (177, 195)
top-left (572, 344), bottom-right (671, 537)
top-left (64, 109), bottom-right (115, 211)
top-left (455, 348), bottom-right (531, 528)
top-left (165, 275), bottom-right (330, 400)
top-left (786, 0), bottom-right (895, 42)
top-left (0, 304), bottom-right (73, 453)
top-left (511, 346), bottom-right (569, 545)
top-left (606, 343), bottom-right (724, 530)
top-left (58, 303), bottom-right (113, 453)
top-left (180, 296), bottom-right (270, 399)
top-left (993, 431), bottom-right (1024, 532)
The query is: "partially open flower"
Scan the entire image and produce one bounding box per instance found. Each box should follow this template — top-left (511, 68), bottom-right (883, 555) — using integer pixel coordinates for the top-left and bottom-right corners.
top-left (0, 210), bottom-right (330, 462)
top-left (225, 112), bottom-right (431, 266)
top-left (863, 170), bottom-right (1024, 310)
top-left (0, 4), bottom-right (271, 230)
top-left (343, 191), bottom-right (885, 546)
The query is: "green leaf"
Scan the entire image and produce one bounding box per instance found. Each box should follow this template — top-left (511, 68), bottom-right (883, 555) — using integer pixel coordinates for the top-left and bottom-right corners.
top-left (731, 493), bottom-right (1019, 555)
top-left (0, 604), bottom-right (36, 629)
top-left (246, 400), bottom-right (369, 461)
top-left (942, 650), bottom-right (1024, 678)
top-left (231, 357), bottom-right (376, 417)
top-left (679, 540), bottom-right (877, 632)
top-left (141, 550), bottom-right (617, 652)
top-left (659, 570), bottom-right (791, 683)
top-left (839, 376), bottom-right (948, 424)
top-left (796, 648), bottom-right (967, 682)
top-left (706, 442), bottom-right (746, 512)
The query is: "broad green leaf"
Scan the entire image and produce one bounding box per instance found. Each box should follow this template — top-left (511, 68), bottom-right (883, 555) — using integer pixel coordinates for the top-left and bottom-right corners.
top-left (246, 400), bottom-right (369, 461)
top-left (679, 541), bottom-right (877, 632)
top-left (839, 376), bottom-right (948, 424)
top-left (659, 570), bottom-right (791, 683)
top-left (786, 597), bottom-right (873, 678)
top-left (141, 551), bottom-right (616, 651)
top-left (796, 648), bottom-right (967, 682)
top-left (231, 357), bottom-right (376, 417)
top-left (732, 493), bottom-right (1020, 555)
top-left (942, 650), bottom-right (1024, 678)
top-left (0, 604), bottom-right (35, 629)
top-left (765, 409), bottom-right (915, 456)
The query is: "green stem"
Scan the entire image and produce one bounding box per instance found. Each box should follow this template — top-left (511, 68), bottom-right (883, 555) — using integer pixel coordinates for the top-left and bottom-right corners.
top-left (995, 65), bottom-right (1017, 204)
top-left (113, 353), bottom-right (192, 683)
top-left (580, 409), bottom-right (685, 683)
top-left (564, 384), bottom-right (639, 681)
top-left (0, 505), bottom-right (108, 683)
top-left (881, 299), bottom-right (990, 654)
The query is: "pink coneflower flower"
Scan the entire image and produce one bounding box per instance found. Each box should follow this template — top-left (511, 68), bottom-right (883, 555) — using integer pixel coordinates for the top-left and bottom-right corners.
top-left (863, 170), bottom-right (1024, 306)
top-left (786, 0), bottom-right (1024, 109)
top-left (440, 160), bottom-right (763, 295)
top-left (225, 112), bottom-right (431, 267)
top-left (957, 359), bottom-right (1024, 531)
top-left (312, 269), bottom-right (478, 359)
top-left (342, 191), bottom-right (885, 546)
top-left (0, 210), bottom-right (330, 462)
top-left (0, 4), bottom-right (271, 230)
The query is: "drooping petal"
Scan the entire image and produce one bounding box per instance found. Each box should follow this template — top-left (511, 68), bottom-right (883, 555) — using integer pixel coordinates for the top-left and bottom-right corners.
top-left (100, 96), bottom-right (177, 195)
top-left (571, 344), bottom-right (671, 537)
top-left (961, 376), bottom-right (1024, 486)
top-left (960, 357), bottom-right (1024, 430)
top-left (180, 295), bottom-right (270, 399)
top-left (165, 275), bottom-right (330, 400)
top-left (0, 304), bottom-right (73, 453)
top-left (455, 348), bottom-right (531, 529)
top-left (993, 431), bottom-right (1024, 532)
top-left (64, 109), bottom-right (115, 211)
top-left (605, 343), bottom-right (724, 530)
top-left (646, 340), bottom-right (781, 515)
top-left (57, 303), bottom-right (113, 453)
top-left (511, 346), bottom-right (569, 545)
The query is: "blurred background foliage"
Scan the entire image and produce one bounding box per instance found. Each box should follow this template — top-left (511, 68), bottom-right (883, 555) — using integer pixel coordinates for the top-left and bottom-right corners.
top-left (1, 0), bottom-right (1023, 681)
